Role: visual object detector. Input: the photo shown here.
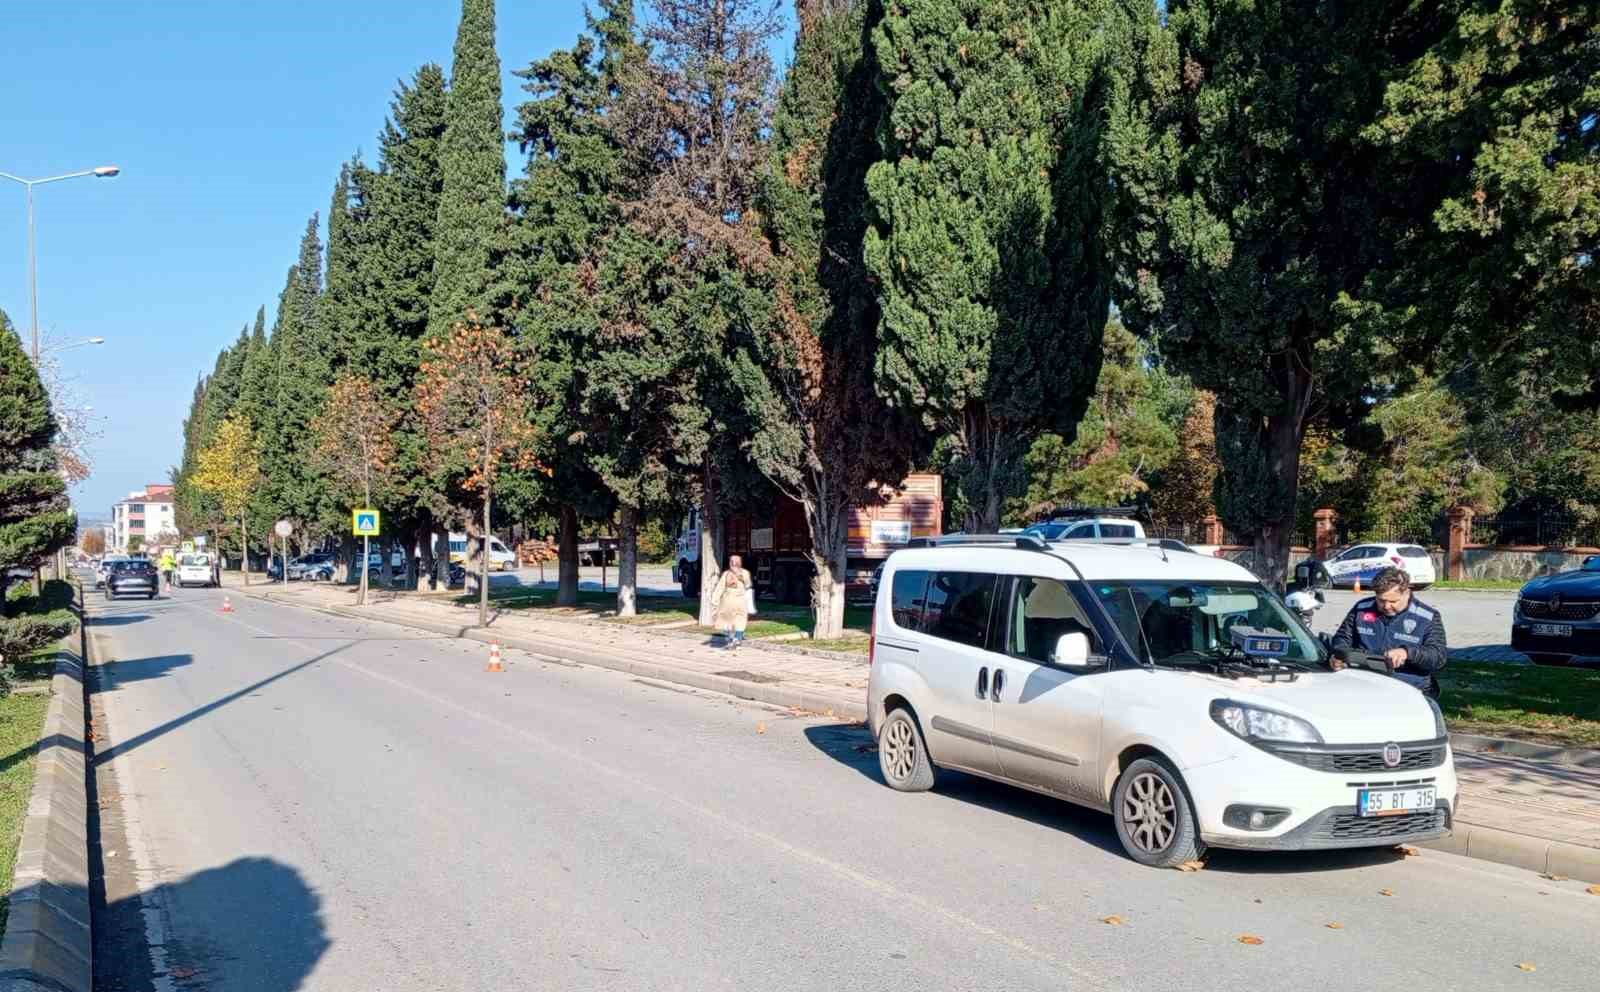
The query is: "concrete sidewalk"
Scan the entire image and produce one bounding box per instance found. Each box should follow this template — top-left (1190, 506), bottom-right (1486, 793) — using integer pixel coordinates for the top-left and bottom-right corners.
top-left (228, 577), bottom-right (1600, 884)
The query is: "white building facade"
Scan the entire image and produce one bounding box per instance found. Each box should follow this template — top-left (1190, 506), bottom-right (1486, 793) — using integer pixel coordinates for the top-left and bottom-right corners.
top-left (110, 484), bottom-right (177, 553)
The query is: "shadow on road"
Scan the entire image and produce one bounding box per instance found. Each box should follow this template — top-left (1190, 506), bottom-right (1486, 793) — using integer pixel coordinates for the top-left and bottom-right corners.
top-left (86, 857), bottom-right (330, 991)
top-left (84, 614), bottom-right (151, 627)
top-left (92, 642), bottom-right (352, 767)
top-left (93, 653), bottom-right (192, 692)
top-left (803, 723), bottom-right (1127, 858)
top-left (805, 723), bottom-right (1413, 875)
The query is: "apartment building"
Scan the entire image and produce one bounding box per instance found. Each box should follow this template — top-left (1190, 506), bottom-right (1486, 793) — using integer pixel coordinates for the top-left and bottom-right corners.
top-left (110, 483), bottom-right (177, 553)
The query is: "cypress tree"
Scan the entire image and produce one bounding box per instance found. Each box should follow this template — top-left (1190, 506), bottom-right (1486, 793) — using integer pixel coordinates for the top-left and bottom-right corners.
top-left (748, 0), bottom-right (917, 636)
top-left (864, 0), bottom-right (1116, 533)
top-left (428, 0), bottom-right (506, 339)
top-left (0, 310), bottom-right (77, 667)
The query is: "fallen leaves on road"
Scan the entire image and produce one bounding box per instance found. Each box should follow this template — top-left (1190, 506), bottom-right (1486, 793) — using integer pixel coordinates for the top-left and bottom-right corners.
top-left (1587, 885), bottom-right (1600, 896)
top-left (1100, 915), bottom-right (1125, 926)
top-left (1378, 888), bottom-right (1395, 897)
top-left (1398, 846), bottom-right (1420, 857)
top-left (1539, 872), bottom-right (1568, 882)
top-left (1517, 963), bottom-right (1537, 972)
top-left (1325, 923), bottom-right (1344, 930)
top-left (756, 723), bottom-right (767, 735)
top-left (1175, 859), bottom-right (1206, 872)
top-left (1238, 935), bottom-right (1264, 946)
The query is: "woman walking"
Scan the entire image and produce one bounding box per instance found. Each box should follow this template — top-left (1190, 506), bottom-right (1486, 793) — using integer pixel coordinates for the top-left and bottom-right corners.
top-left (710, 555), bottom-right (755, 649)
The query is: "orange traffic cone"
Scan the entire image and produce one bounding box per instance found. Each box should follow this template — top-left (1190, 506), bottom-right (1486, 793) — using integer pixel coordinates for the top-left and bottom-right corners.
top-left (1353, 576), bottom-right (1362, 593)
top-left (486, 642), bottom-right (504, 673)
top-left (221, 596), bottom-right (234, 614)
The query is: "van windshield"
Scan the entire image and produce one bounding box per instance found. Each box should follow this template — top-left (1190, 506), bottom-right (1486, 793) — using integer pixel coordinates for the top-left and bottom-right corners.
top-left (1091, 581), bottom-right (1325, 669)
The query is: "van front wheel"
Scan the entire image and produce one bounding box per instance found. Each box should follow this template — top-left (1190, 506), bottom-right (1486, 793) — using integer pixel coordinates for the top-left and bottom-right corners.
top-left (1113, 757), bottom-right (1206, 868)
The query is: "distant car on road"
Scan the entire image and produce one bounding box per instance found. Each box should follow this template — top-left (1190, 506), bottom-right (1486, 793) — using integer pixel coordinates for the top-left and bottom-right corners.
top-left (1317, 542), bottom-right (1436, 589)
top-left (288, 552), bottom-right (336, 581)
top-left (97, 555), bottom-right (129, 589)
top-left (105, 559), bottom-right (158, 600)
top-left (1511, 555), bottom-right (1600, 667)
top-left (176, 553), bottom-right (216, 588)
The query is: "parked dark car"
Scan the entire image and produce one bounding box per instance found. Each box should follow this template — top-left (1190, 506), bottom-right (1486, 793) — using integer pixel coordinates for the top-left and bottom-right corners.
top-left (105, 559), bottom-right (159, 600)
top-left (1511, 555), bottom-right (1600, 666)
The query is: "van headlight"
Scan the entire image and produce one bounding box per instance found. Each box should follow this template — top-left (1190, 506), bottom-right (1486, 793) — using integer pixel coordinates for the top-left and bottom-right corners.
top-left (1425, 696), bottom-right (1447, 738)
top-left (1210, 700), bottom-right (1323, 745)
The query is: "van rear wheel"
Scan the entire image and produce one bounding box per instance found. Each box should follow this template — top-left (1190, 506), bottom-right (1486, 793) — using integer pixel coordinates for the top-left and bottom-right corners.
top-left (1113, 757), bottom-right (1206, 868)
top-left (878, 708), bottom-right (936, 792)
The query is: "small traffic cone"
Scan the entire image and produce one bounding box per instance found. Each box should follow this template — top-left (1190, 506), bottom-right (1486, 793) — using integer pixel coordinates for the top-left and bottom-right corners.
top-left (1353, 576), bottom-right (1362, 593)
top-left (486, 641), bottom-right (504, 673)
top-left (221, 596), bottom-right (234, 614)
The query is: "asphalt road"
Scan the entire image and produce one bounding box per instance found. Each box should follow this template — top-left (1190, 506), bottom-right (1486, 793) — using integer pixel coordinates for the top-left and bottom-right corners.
top-left (86, 586), bottom-right (1599, 991)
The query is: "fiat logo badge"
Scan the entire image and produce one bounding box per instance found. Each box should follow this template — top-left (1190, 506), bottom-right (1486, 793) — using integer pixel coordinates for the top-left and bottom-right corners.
top-left (1382, 742), bottom-right (1403, 768)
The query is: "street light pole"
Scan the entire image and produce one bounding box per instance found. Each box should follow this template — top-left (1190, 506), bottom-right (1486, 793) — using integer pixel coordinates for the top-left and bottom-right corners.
top-left (0, 166), bottom-right (121, 360)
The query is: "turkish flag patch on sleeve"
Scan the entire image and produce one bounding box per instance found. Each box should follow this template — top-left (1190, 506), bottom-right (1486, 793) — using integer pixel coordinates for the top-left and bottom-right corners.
top-left (1362, 612), bottom-right (1378, 622)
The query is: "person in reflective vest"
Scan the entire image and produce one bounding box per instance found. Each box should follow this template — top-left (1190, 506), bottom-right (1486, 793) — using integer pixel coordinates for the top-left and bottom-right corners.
top-left (1330, 567), bottom-right (1446, 697)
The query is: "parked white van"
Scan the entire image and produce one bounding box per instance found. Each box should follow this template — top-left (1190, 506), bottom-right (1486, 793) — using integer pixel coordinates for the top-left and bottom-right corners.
top-left (867, 536), bottom-right (1456, 867)
top-left (447, 532), bottom-right (519, 571)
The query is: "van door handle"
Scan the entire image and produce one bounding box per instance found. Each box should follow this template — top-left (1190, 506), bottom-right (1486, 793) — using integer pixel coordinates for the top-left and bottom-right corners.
top-left (991, 668), bottom-right (1005, 702)
top-left (976, 666), bottom-right (989, 698)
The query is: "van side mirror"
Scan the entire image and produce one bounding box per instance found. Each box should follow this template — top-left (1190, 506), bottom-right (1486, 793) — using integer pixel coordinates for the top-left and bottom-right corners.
top-left (1050, 631), bottom-right (1096, 670)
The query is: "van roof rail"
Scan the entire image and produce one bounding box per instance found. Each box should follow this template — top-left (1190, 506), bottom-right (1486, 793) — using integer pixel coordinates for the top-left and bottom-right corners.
top-left (1056, 536), bottom-right (1195, 554)
top-left (907, 534), bottom-right (1050, 552)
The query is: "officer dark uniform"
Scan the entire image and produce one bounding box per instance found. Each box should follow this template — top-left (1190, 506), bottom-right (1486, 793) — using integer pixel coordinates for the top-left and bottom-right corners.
top-left (1330, 572), bottom-right (1447, 697)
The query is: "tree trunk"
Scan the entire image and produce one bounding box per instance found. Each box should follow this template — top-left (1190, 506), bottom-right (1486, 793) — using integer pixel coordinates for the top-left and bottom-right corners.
top-left (433, 530), bottom-right (451, 590)
top-left (697, 457), bottom-right (725, 627)
top-left (958, 403), bottom-right (1012, 533)
top-left (557, 503), bottom-right (580, 607)
top-left (1251, 361), bottom-right (1313, 593)
top-left (803, 489), bottom-right (850, 640)
top-left (413, 519), bottom-right (432, 591)
top-left (478, 489), bottom-right (492, 627)
top-left (617, 505), bottom-right (639, 617)
top-left (240, 514), bottom-right (250, 586)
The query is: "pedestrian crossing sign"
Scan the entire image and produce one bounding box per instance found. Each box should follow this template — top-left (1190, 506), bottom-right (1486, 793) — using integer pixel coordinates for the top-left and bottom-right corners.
top-left (352, 509), bottom-right (380, 536)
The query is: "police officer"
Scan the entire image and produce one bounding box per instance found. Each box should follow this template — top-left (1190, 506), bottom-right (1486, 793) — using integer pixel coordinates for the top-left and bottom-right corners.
top-left (1330, 567), bottom-right (1446, 696)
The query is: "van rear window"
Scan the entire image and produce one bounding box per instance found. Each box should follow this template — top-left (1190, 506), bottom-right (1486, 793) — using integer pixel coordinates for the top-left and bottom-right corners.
top-left (890, 570), bottom-right (930, 631)
top-left (1399, 546), bottom-right (1430, 558)
top-left (923, 572), bottom-right (998, 650)
top-left (1100, 524), bottom-right (1138, 538)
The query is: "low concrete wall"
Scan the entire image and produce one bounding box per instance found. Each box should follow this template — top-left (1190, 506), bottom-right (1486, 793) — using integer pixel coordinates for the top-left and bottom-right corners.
top-left (1463, 546), bottom-right (1598, 582)
top-left (0, 646), bottom-right (91, 992)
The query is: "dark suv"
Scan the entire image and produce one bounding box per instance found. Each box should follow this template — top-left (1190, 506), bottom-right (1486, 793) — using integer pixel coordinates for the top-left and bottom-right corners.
top-left (106, 559), bottom-right (159, 600)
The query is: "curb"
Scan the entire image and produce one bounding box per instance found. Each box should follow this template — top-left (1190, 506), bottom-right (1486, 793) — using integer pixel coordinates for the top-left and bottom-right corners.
top-left (1448, 732), bottom-right (1600, 769)
top-left (0, 635), bottom-right (92, 991)
top-left (1424, 821), bottom-right (1600, 886)
top-left (247, 590), bottom-right (869, 723)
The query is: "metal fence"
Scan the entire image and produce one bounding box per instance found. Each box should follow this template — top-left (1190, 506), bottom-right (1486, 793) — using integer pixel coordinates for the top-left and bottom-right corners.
top-left (1468, 510), bottom-right (1600, 548)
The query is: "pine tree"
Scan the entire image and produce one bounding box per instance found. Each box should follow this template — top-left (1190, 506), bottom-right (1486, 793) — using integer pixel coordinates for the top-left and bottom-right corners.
top-left (0, 311), bottom-right (77, 669)
top-left (323, 161), bottom-right (360, 373)
top-left (427, 0), bottom-right (506, 339)
top-left (864, 0), bottom-right (1117, 533)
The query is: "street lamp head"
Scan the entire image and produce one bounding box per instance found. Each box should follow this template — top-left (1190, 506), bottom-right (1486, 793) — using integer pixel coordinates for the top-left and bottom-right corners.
top-left (93, 166), bottom-right (120, 178)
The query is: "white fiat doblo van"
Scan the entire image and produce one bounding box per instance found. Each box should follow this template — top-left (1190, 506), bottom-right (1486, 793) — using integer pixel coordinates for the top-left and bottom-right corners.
top-left (866, 536), bottom-right (1456, 867)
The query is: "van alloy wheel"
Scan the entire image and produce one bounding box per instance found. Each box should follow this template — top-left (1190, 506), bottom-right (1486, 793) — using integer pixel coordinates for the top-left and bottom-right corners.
top-left (1112, 756), bottom-right (1205, 868)
top-left (878, 708), bottom-right (935, 792)
top-left (1122, 772), bottom-right (1177, 854)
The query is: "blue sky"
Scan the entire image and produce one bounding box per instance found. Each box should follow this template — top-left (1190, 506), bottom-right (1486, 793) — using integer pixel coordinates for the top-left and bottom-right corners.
top-left (1, 1), bottom-right (649, 518)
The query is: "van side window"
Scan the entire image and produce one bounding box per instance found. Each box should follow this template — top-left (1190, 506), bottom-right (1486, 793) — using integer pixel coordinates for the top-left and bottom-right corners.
top-left (890, 570), bottom-right (931, 631)
top-left (1100, 523), bottom-right (1137, 538)
top-left (923, 572), bottom-right (998, 649)
top-left (1007, 577), bottom-right (1098, 665)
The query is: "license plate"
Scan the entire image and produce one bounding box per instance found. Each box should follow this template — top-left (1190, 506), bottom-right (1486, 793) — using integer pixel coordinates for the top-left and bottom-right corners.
top-left (1358, 786), bottom-right (1436, 818)
top-left (1531, 623), bottom-right (1573, 637)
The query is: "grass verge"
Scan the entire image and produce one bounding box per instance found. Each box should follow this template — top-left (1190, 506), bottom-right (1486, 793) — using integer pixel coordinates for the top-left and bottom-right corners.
top-left (0, 690), bottom-right (52, 935)
top-left (1439, 661), bottom-right (1600, 748)
top-left (1432, 579), bottom-right (1527, 591)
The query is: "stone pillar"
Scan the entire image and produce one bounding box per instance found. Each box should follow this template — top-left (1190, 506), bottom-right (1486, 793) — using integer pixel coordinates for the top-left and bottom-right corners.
top-left (1202, 513), bottom-right (1223, 546)
top-left (1313, 508), bottom-right (1338, 561)
top-left (1447, 506), bottom-right (1474, 582)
